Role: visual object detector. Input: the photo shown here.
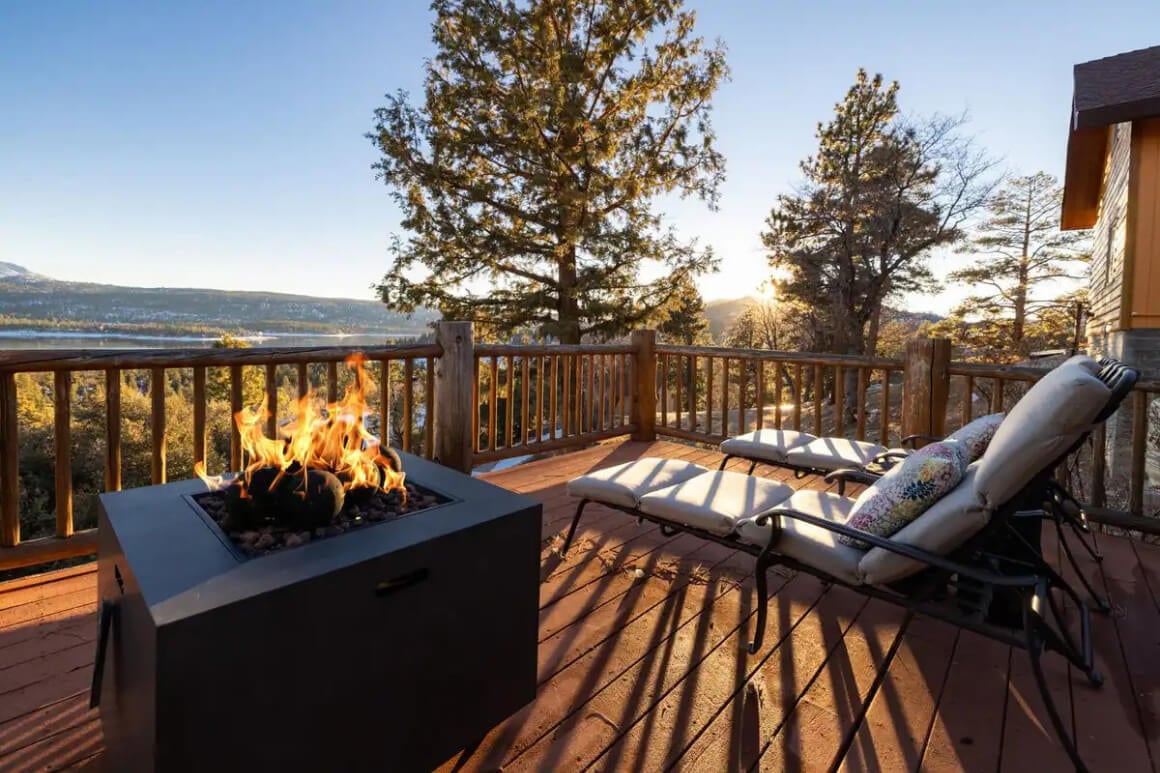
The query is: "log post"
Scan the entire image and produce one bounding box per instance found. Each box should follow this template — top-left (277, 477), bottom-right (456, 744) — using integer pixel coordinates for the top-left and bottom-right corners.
top-left (434, 321), bottom-right (475, 473)
top-left (901, 337), bottom-right (951, 443)
top-left (630, 329), bottom-right (657, 441)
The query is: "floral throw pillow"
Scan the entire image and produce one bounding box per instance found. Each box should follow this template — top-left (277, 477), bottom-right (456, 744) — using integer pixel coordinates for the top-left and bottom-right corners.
top-left (839, 440), bottom-right (968, 549)
top-left (947, 413), bottom-right (1005, 462)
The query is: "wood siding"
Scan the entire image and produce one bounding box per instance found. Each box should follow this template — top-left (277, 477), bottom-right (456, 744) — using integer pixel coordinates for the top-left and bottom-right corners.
top-left (1088, 123), bottom-right (1131, 332)
top-left (1129, 117), bottom-right (1160, 327)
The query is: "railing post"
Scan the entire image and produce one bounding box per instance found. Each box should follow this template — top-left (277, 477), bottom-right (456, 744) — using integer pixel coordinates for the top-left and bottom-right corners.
top-left (631, 329), bottom-right (657, 441)
top-left (434, 321), bottom-right (475, 472)
top-left (901, 337), bottom-right (951, 442)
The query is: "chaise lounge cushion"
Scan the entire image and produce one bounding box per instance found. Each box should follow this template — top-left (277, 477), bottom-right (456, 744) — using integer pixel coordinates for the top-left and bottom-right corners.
top-left (975, 359), bottom-right (1110, 509)
top-left (721, 429), bottom-right (816, 463)
top-left (736, 490), bottom-right (866, 585)
top-left (839, 440), bottom-right (969, 549)
top-left (783, 437), bottom-right (888, 472)
top-left (565, 458), bottom-right (709, 509)
top-left (638, 470), bottom-right (795, 536)
top-left (1064, 354), bottom-right (1101, 375)
top-left (859, 464), bottom-right (989, 585)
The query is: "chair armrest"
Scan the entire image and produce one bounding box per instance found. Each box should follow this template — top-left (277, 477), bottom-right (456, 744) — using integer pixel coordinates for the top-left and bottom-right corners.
top-left (752, 509), bottom-right (1041, 588)
top-left (901, 434), bottom-right (943, 449)
top-left (823, 467), bottom-right (881, 495)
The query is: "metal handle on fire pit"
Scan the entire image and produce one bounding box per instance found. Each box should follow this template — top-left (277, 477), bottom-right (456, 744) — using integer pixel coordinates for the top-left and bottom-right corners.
top-left (374, 568), bottom-right (429, 598)
top-left (89, 600), bottom-right (118, 709)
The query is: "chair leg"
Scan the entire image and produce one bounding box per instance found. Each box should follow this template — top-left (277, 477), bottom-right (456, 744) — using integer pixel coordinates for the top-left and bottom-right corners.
top-left (748, 558), bottom-right (769, 655)
top-left (560, 500), bottom-right (588, 557)
top-left (719, 455), bottom-right (733, 471)
top-left (1058, 523), bottom-right (1111, 614)
top-left (1025, 612), bottom-right (1090, 772)
top-left (747, 460), bottom-right (758, 475)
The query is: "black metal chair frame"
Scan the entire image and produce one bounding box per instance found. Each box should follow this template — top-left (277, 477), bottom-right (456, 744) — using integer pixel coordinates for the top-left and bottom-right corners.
top-left (559, 358), bottom-right (1137, 773)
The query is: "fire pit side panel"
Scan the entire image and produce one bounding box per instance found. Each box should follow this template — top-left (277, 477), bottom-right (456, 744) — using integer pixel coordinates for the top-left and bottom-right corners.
top-left (151, 495), bottom-right (542, 772)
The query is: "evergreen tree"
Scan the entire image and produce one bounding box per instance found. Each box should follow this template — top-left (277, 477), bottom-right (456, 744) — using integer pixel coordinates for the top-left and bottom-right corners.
top-left (762, 70), bottom-right (995, 356)
top-left (657, 275), bottom-right (709, 345)
top-left (369, 0), bottom-right (727, 343)
top-left (944, 172), bottom-right (1089, 353)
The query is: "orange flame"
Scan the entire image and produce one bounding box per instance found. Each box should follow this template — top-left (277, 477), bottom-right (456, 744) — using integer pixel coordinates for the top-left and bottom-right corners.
top-left (195, 354), bottom-right (405, 499)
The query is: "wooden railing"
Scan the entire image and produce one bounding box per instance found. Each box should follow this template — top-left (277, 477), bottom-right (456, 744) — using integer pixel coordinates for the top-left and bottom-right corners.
top-left (0, 343), bottom-right (438, 570)
top-left (470, 344), bottom-right (637, 465)
top-left (3, 326), bottom-right (1159, 573)
top-left (654, 344), bottom-right (904, 447)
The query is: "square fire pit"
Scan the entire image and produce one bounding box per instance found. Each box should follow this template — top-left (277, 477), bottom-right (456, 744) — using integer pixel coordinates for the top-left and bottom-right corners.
top-left (93, 452), bottom-right (541, 772)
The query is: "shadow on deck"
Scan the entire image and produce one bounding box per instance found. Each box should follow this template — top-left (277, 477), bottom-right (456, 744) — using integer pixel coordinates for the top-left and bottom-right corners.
top-left (2, 440), bottom-right (1159, 771)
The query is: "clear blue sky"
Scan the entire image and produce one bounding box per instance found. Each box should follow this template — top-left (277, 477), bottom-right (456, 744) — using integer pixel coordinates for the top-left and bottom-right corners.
top-left (2, 1), bottom-right (1158, 309)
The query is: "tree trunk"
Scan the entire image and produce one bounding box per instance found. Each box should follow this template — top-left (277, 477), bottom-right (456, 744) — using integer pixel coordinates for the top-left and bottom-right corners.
top-left (556, 249), bottom-right (582, 345)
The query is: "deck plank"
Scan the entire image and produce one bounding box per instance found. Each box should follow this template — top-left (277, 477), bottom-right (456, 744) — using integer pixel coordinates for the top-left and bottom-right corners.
top-left (0, 439), bottom-right (1154, 773)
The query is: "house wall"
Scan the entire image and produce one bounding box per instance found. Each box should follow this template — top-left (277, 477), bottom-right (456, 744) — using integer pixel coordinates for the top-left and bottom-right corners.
top-left (1086, 122), bottom-right (1131, 335)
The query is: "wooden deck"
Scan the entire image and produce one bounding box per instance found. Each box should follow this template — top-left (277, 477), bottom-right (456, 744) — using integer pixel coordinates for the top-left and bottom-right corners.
top-left (2, 439), bottom-right (1159, 772)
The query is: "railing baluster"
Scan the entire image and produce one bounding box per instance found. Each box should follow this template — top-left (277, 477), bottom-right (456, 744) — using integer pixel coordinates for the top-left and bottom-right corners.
top-left (382, 360), bottom-right (394, 450)
top-left (471, 356), bottom-right (480, 452)
top-left (504, 357), bottom-right (515, 448)
top-left (1091, 419), bottom-right (1107, 508)
top-left (700, 355), bottom-right (709, 434)
top-left (327, 362), bottom-right (339, 404)
top-left (586, 354), bottom-right (595, 433)
top-left (1130, 389), bottom-right (1148, 516)
top-left (880, 369), bottom-right (891, 446)
top-left (403, 358), bottom-right (414, 453)
top-left (489, 356), bottom-right (499, 448)
top-left (660, 352), bottom-right (668, 428)
top-left (563, 355), bottom-right (573, 436)
top-left (813, 364), bottom-right (823, 436)
top-left (598, 354), bottom-right (606, 431)
top-left (537, 356), bottom-right (546, 443)
top-left (573, 355), bottom-right (582, 435)
top-left (675, 354), bottom-right (683, 431)
top-left (151, 367), bottom-right (167, 484)
top-left (991, 377), bottom-right (1003, 413)
top-left (774, 359), bottom-right (784, 427)
top-left (792, 364), bottom-right (802, 431)
top-left (53, 371), bottom-right (73, 538)
top-left (687, 356), bottom-right (697, 431)
top-left (834, 365), bottom-right (844, 437)
top-left (297, 362), bottom-right (309, 401)
top-left (265, 364), bottom-right (278, 436)
top-left (520, 356), bottom-right (530, 447)
top-left (0, 372), bottom-right (17, 547)
top-left (721, 357), bottom-right (730, 436)
top-left (962, 375), bottom-right (974, 426)
top-left (738, 358), bottom-right (747, 434)
top-left (856, 367), bottom-right (868, 441)
top-left (612, 353), bottom-right (621, 428)
top-left (756, 357), bottom-right (765, 429)
top-left (108, 368), bottom-right (124, 491)
top-left (229, 365), bottom-right (243, 471)
top-left (550, 355), bottom-right (559, 440)
top-left (425, 356), bottom-right (435, 458)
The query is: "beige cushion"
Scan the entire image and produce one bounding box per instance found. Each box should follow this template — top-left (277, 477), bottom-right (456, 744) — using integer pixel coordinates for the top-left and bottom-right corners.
top-left (736, 490), bottom-right (866, 585)
top-left (566, 458), bottom-right (709, 509)
top-left (638, 470), bottom-right (795, 536)
top-left (975, 360), bottom-right (1110, 508)
top-left (783, 437), bottom-right (888, 471)
top-left (721, 429), bottom-right (816, 463)
top-left (859, 464), bottom-right (989, 585)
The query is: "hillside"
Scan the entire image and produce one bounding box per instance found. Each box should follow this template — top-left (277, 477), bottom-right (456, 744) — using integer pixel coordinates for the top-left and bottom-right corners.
top-left (0, 263), bottom-right (437, 337)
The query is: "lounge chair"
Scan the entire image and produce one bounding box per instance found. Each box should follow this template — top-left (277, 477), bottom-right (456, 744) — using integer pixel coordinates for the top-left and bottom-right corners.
top-left (563, 355), bottom-right (1136, 772)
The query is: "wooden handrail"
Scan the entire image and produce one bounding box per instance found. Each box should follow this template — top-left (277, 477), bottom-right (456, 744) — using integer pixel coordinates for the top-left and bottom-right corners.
top-left (0, 343), bottom-right (441, 372)
top-left (656, 343), bottom-right (901, 369)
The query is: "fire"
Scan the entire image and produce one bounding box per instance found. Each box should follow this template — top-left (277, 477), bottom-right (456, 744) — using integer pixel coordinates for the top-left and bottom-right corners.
top-left (195, 354), bottom-right (405, 501)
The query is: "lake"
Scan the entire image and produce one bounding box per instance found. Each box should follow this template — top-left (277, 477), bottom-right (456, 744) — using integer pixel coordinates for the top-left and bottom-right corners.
top-left (0, 330), bottom-right (421, 350)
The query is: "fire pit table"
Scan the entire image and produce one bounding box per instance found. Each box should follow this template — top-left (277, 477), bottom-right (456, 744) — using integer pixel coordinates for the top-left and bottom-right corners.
top-left (93, 451), bottom-right (541, 772)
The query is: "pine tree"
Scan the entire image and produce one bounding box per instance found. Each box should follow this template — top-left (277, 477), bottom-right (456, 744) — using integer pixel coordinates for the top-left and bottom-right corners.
top-left (369, 0), bottom-right (727, 343)
top-left (945, 172), bottom-right (1089, 353)
top-left (657, 275), bottom-right (709, 345)
top-left (762, 70), bottom-right (996, 356)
